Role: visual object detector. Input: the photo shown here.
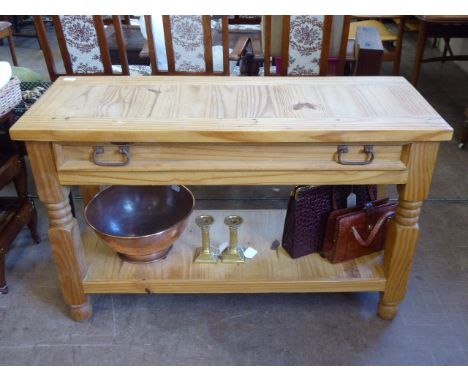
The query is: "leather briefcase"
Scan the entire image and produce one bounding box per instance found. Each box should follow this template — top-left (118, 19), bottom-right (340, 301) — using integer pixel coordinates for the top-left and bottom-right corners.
top-left (281, 185), bottom-right (377, 259)
top-left (320, 198), bottom-right (397, 263)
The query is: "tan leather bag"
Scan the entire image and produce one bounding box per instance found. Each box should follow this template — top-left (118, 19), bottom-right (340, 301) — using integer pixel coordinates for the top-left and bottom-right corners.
top-left (320, 198), bottom-right (397, 264)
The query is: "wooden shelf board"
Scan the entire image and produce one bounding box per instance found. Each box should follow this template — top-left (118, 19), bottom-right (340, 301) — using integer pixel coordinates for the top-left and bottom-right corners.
top-left (82, 210), bottom-right (387, 294)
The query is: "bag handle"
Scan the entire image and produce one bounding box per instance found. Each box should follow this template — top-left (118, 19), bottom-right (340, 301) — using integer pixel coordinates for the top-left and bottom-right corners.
top-left (331, 185), bottom-right (377, 210)
top-left (293, 185), bottom-right (377, 207)
top-left (351, 210), bottom-right (395, 247)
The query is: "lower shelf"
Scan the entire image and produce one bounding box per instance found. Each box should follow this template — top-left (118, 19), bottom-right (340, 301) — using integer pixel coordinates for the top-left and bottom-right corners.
top-left (82, 210), bottom-right (387, 294)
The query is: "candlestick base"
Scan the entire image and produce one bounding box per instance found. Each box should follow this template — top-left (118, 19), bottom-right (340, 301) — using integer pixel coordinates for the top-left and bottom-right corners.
top-left (221, 247), bottom-right (245, 264)
top-left (194, 246), bottom-right (219, 263)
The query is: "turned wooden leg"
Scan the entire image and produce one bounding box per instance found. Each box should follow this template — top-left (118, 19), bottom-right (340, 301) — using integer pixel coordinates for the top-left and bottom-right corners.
top-left (47, 199), bottom-right (91, 321)
top-left (379, 200), bottom-right (422, 319)
top-left (378, 142), bottom-right (439, 320)
top-left (26, 142), bottom-right (91, 321)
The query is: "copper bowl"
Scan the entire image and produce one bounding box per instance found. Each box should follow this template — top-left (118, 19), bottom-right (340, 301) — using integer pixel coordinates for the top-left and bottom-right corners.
top-left (84, 185), bottom-right (194, 263)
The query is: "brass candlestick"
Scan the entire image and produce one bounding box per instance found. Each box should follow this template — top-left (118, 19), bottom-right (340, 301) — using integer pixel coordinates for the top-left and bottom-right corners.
top-left (194, 215), bottom-right (219, 263)
top-left (221, 215), bottom-right (245, 263)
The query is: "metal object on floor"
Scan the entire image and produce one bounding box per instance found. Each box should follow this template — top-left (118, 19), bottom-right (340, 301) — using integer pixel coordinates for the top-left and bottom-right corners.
top-left (194, 214), bottom-right (219, 264)
top-left (221, 215), bottom-right (245, 264)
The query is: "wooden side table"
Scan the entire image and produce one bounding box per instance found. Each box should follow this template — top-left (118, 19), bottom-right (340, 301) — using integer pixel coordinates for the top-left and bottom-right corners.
top-left (10, 76), bottom-right (453, 321)
top-left (412, 16), bottom-right (468, 86)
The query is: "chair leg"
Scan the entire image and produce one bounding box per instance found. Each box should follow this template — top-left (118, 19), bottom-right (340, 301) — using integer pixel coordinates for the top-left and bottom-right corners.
top-left (441, 37), bottom-right (454, 64)
top-left (392, 17), bottom-right (405, 75)
top-left (0, 251), bottom-right (7, 294)
top-left (13, 156), bottom-right (28, 198)
top-left (28, 200), bottom-right (41, 243)
top-left (412, 21), bottom-right (427, 86)
top-left (69, 191), bottom-right (76, 217)
top-left (12, 155), bottom-right (42, 243)
top-left (7, 32), bottom-right (18, 66)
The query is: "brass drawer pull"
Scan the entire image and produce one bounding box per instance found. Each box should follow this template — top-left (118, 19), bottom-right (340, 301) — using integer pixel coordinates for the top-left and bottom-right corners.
top-left (92, 145), bottom-right (131, 166)
top-left (337, 145), bottom-right (374, 165)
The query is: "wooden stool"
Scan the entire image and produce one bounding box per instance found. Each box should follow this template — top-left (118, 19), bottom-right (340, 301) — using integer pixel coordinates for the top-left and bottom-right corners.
top-left (0, 21), bottom-right (18, 66)
top-left (348, 17), bottom-right (405, 75)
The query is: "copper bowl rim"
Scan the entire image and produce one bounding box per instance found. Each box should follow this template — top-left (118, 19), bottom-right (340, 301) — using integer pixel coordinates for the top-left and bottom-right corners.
top-left (84, 185), bottom-right (195, 240)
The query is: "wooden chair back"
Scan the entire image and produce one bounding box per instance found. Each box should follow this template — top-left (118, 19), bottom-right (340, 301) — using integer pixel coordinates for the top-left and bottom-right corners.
top-left (144, 15), bottom-right (230, 75)
top-left (263, 15), bottom-right (333, 76)
top-left (34, 15), bottom-right (127, 80)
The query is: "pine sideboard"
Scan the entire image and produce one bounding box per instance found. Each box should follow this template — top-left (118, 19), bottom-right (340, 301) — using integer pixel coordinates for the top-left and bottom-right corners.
top-left (10, 76), bottom-right (453, 321)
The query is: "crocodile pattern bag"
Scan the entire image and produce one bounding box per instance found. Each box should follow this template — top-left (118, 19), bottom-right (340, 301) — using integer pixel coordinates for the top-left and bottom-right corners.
top-left (281, 185), bottom-right (377, 259)
top-left (320, 198), bottom-right (397, 263)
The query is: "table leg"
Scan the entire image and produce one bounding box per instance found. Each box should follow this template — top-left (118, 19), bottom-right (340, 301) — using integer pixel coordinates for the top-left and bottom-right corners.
top-left (392, 16), bottom-right (405, 75)
top-left (378, 142), bottom-right (439, 319)
top-left (26, 142), bottom-right (91, 321)
top-left (7, 31), bottom-right (19, 67)
top-left (412, 21), bottom-right (427, 86)
top-left (13, 155), bottom-right (41, 243)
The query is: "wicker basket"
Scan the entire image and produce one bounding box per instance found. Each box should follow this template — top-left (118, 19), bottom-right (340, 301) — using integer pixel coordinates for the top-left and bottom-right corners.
top-left (0, 77), bottom-right (21, 117)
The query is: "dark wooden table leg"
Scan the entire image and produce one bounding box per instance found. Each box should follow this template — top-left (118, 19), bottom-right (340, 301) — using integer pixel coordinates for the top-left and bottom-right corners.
top-left (412, 21), bottom-right (427, 86)
top-left (7, 29), bottom-right (18, 66)
top-left (0, 249), bottom-right (7, 294)
top-left (393, 17), bottom-right (405, 75)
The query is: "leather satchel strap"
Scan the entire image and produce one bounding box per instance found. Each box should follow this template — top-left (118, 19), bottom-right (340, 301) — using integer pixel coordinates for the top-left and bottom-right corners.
top-left (351, 210), bottom-right (396, 247)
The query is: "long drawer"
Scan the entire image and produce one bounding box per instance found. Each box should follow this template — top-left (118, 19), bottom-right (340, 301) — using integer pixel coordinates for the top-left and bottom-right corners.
top-left (53, 142), bottom-right (408, 185)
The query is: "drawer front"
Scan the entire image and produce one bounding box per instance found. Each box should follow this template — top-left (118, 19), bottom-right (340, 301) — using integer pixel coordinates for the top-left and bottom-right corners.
top-left (54, 142), bottom-right (408, 185)
top-left (54, 142), bottom-right (406, 172)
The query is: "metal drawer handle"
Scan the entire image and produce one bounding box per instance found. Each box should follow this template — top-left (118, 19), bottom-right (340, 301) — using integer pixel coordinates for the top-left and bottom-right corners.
top-left (92, 145), bottom-right (131, 167)
top-left (337, 145), bottom-right (374, 165)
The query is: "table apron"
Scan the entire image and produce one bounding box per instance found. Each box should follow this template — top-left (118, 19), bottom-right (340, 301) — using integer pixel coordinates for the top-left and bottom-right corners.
top-left (57, 169), bottom-right (408, 186)
top-left (425, 24), bottom-right (468, 38)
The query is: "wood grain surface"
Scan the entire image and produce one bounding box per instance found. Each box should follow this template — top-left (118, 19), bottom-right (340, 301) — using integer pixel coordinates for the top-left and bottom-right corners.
top-left (82, 209), bottom-right (386, 294)
top-left (10, 76), bottom-right (453, 143)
